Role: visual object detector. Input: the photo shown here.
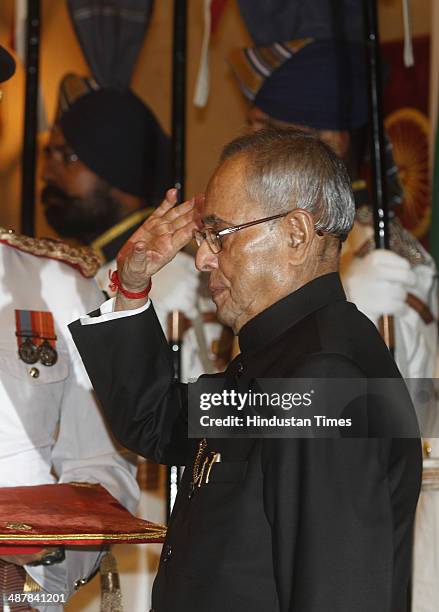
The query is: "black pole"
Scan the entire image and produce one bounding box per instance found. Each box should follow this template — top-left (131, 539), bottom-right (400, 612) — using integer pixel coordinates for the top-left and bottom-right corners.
top-left (166, 0), bottom-right (188, 521)
top-left (363, 0), bottom-right (395, 355)
top-left (167, 311), bottom-right (185, 521)
top-left (20, 0), bottom-right (41, 237)
top-left (171, 0), bottom-right (187, 204)
top-left (362, 0), bottom-right (389, 249)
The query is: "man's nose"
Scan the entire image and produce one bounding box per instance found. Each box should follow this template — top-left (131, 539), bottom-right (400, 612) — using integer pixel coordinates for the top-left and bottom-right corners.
top-left (195, 240), bottom-right (219, 272)
top-left (40, 150), bottom-right (60, 184)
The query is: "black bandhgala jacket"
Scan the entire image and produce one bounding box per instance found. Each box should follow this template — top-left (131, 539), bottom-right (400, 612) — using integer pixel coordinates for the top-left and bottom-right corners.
top-left (70, 272), bottom-right (421, 612)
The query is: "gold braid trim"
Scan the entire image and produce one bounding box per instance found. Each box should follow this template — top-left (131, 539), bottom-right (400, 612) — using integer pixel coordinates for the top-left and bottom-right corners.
top-left (0, 526), bottom-right (167, 543)
top-left (0, 228), bottom-right (100, 278)
top-left (23, 574), bottom-right (41, 593)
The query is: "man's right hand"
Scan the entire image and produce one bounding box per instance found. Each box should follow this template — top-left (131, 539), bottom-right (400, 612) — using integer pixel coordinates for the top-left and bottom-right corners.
top-left (115, 189), bottom-right (201, 311)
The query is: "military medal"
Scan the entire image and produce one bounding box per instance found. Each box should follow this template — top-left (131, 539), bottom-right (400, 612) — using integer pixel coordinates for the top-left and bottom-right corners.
top-left (18, 337), bottom-right (39, 364)
top-left (15, 310), bottom-right (58, 367)
top-left (38, 340), bottom-right (58, 366)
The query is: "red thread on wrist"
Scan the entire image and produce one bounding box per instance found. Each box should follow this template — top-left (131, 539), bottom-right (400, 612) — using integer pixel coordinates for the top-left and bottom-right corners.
top-left (109, 270), bottom-right (152, 300)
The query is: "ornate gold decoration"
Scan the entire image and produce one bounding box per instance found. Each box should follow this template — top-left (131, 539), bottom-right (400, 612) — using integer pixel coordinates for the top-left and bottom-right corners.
top-left (6, 522), bottom-right (33, 531)
top-left (23, 574), bottom-right (41, 593)
top-left (0, 228), bottom-right (100, 278)
top-left (69, 482), bottom-right (95, 487)
top-left (0, 527), bottom-right (167, 542)
top-left (187, 448), bottom-right (221, 494)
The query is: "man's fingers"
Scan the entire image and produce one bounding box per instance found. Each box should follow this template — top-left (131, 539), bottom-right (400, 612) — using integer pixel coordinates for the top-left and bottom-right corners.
top-left (172, 220), bottom-right (200, 251)
top-left (151, 188), bottom-right (178, 218)
top-left (163, 198), bottom-right (195, 222)
top-left (153, 204), bottom-right (197, 236)
top-left (170, 207), bottom-right (199, 232)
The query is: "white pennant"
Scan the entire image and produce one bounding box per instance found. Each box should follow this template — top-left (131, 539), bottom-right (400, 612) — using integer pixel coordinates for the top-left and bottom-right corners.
top-left (193, 0), bottom-right (212, 108)
top-left (402, 0), bottom-right (414, 67)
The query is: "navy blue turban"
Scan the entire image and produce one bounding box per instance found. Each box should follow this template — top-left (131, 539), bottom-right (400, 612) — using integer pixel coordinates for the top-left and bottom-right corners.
top-left (254, 40), bottom-right (368, 131)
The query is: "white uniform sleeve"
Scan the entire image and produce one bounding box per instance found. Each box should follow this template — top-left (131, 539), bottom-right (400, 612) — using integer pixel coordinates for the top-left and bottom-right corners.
top-left (24, 272), bottom-right (140, 603)
top-left (342, 249), bottom-right (438, 379)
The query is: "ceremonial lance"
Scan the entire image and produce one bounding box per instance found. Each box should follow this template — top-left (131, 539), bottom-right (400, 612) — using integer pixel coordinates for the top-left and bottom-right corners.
top-left (362, 0), bottom-right (394, 353)
top-left (21, 0), bottom-right (41, 237)
top-left (167, 0), bottom-right (188, 520)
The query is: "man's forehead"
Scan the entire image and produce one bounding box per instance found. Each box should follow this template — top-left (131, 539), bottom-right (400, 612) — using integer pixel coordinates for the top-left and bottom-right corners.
top-left (201, 157), bottom-right (250, 225)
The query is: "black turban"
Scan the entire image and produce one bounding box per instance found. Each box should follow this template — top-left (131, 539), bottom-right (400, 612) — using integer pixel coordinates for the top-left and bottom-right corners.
top-left (0, 46), bottom-right (16, 83)
top-left (60, 88), bottom-right (170, 201)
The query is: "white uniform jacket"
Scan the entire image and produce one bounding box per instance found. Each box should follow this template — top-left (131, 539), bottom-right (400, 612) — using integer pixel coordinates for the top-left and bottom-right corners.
top-left (0, 234), bottom-right (139, 611)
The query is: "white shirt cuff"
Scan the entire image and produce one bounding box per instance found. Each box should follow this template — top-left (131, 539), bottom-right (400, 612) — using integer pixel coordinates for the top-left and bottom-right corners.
top-left (80, 297), bottom-right (151, 325)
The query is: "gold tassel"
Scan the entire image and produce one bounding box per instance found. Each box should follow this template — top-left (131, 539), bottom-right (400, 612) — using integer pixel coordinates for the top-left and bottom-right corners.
top-left (100, 551), bottom-right (123, 612)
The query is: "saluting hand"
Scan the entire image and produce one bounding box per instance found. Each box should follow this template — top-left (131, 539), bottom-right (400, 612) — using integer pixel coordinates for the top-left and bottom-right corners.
top-left (115, 188), bottom-right (200, 311)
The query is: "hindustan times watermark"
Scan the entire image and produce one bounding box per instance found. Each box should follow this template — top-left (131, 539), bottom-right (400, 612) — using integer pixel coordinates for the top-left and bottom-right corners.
top-left (188, 378), bottom-right (435, 438)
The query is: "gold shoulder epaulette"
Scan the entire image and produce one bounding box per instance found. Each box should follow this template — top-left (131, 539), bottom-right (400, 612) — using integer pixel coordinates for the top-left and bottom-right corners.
top-left (0, 228), bottom-right (100, 278)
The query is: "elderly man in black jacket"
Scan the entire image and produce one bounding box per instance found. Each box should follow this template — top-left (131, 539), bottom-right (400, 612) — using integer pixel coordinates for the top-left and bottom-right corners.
top-left (70, 127), bottom-right (421, 612)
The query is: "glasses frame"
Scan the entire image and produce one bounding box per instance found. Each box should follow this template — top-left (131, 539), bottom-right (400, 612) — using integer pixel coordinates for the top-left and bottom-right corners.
top-left (194, 212), bottom-right (287, 254)
top-left (43, 144), bottom-right (79, 166)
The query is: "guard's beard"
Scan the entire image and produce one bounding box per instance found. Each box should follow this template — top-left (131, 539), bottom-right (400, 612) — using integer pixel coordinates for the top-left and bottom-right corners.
top-left (42, 183), bottom-right (123, 244)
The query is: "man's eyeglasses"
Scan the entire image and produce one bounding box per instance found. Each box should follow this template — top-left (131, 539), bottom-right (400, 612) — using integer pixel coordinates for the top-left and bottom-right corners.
top-left (43, 144), bottom-right (79, 166)
top-left (193, 212), bottom-right (287, 254)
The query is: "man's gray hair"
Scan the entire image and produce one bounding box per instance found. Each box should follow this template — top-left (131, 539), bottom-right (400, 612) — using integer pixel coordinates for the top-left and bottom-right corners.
top-left (221, 127), bottom-right (355, 241)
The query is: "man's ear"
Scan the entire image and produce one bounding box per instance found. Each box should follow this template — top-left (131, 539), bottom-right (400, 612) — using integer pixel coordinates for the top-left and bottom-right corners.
top-left (284, 209), bottom-right (315, 264)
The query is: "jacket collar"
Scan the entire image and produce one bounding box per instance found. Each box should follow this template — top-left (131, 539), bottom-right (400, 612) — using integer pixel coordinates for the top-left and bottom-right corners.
top-left (238, 272), bottom-right (346, 353)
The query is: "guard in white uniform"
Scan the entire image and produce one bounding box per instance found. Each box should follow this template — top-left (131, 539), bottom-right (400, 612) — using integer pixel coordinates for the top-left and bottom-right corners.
top-left (0, 230), bottom-right (140, 612)
top-left (0, 46), bottom-right (138, 612)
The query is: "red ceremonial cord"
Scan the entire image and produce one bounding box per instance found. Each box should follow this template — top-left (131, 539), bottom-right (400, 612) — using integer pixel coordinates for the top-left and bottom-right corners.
top-left (109, 270), bottom-right (152, 299)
